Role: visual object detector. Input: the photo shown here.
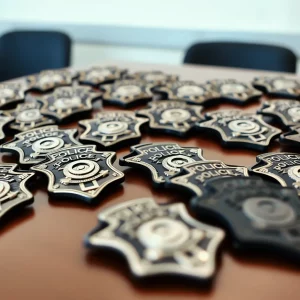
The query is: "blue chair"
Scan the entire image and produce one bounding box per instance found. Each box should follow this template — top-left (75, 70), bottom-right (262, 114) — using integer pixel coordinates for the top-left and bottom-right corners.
top-left (0, 30), bottom-right (72, 81)
top-left (183, 42), bottom-right (297, 73)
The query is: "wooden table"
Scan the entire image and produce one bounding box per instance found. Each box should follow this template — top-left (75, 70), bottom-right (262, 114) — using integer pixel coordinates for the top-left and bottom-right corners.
top-left (1, 61), bottom-right (299, 300)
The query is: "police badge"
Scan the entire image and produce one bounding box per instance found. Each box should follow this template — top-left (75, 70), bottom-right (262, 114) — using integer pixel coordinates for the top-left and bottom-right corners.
top-left (0, 80), bottom-right (28, 109)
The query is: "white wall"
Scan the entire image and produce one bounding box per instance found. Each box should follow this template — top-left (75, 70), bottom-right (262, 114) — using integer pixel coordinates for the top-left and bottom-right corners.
top-left (1, 0), bottom-right (300, 33)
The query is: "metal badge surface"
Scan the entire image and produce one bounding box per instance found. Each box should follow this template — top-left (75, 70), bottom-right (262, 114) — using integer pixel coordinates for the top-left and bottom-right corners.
top-left (78, 66), bottom-right (127, 86)
top-left (27, 69), bottom-right (73, 92)
top-left (137, 101), bottom-right (203, 136)
top-left (251, 152), bottom-right (300, 195)
top-left (37, 86), bottom-right (101, 121)
top-left (191, 177), bottom-right (300, 260)
top-left (0, 115), bottom-right (14, 143)
top-left (4, 102), bottom-right (55, 132)
top-left (2, 125), bottom-right (81, 165)
top-left (0, 163), bottom-right (34, 219)
top-left (154, 81), bottom-right (218, 105)
top-left (85, 197), bottom-right (225, 280)
top-left (253, 76), bottom-right (300, 98)
top-left (101, 80), bottom-right (156, 107)
top-left (197, 109), bottom-right (281, 151)
top-left (166, 160), bottom-right (249, 196)
top-left (31, 145), bottom-right (124, 203)
top-left (258, 99), bottom-right (300, 128)
top-left (120, 143), bottom-right (205, 186)
top-left (0, 81), bottom-right (28, 109)
top-left (208, 79), bottom-right (262, 104)
top-left (127, 70), bottom-right (179, 84)
top-left (79, 111), bottom-right (147, 148)
top-left (280, 125), bottom-right (300, 147)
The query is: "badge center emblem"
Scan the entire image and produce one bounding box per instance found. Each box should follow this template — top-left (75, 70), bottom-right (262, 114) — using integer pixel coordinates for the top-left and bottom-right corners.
top-left (98, 121), bottom-right (128, 134)
top-left (273, 79), bottom-right (297, 90)
top-left (177, 85), bottom-right (204, 96)
top-left (242, 197), bottom-right (296, 227)
top-left (16, 109), bottom-right (42, 122)
top-left (161, 109), bottom-right (191, 123)
top-left (228, 119), bottom-right (261, 134)
top-left (220, 83), bottom-right (245, 94)
top-left (116, 85), bottom-right (141, 96)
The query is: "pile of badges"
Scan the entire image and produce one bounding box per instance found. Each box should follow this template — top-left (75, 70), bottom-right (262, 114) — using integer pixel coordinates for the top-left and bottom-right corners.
top-left (1, 67), bottom-right (300, 285)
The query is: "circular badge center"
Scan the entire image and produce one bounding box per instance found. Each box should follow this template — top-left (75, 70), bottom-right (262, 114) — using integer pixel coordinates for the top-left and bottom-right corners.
top-left (17, 109), bottom-right (42, 122)
top-left (177, 85), bottom-right (204, 97)
top-left (228, 119), bottom-right (260, 134)
top-left (144, 73), bottom-right (166, 82)
top-left (162, 155), bottom-right (195, 172)
top-left (137, 217), bottom-right (190, 250)
top-left (161, 108), bottom-right (191, 123)
top-left (54, 97), bottom-right (81, 109)
top-left (32, 137), bottom-right (64, 153)
top-left (287, 107), bottom-right (300, 121)
top-left (243, 196), bottom-right (296, 227)
top-left (0, 181), bottom-right (11, 199)
top-left (116, 85), bottom-right (141, 96)
top-left (221, 83), bottom-right (245, 94)
top-left (273, 79), bottom-right (297, 90)
top-left (98, 121), bottom-right (128, 134)
top-left (287, 165), bottom-right (300, 181)
top-left (0, 88), bottom-right (14, 98)
top-left (63, 160), bottom-right (100, 180)
top-left (88, 69), bottom-right (111, 80)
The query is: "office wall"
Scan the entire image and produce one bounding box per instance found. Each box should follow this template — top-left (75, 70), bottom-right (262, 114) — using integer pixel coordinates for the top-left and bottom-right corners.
top-left (1, 0), bottom-right (300, 69)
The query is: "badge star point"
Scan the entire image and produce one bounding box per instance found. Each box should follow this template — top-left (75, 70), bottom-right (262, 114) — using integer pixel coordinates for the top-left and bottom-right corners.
top-left (37, 85), bottom-right (101, 122)
top-left (31, 145), bottom-right (125, 203)
top-left (280, 125), bottom-right (300, 147)
top-left (137, 100), bottom-right (203, 136)
top-left (27, 68), bottom-right (73, 92)
top-left (127, 70), bottom-right (179, 85)
top-left (77, 66), bottom-right (127, 86)
top-left (191, 177), bottom-right (300, 260)
top-left (253, 76), bottom-right (300, 98)
top-left (0, 163), bottom-right (34, 219)
top-left (0, 80), bottom-right (28, 109)
top-left (101, 80), bottom-right (156, 107)
top-left (258, 99), bottom-right (300, 128)
top-left (166, 160), bottom-right (249, 197)
top-left (251, 152), bottom-right (300, 196)
top-left (85, 197), bottom-right (225, 280)
top-left (154, 80), bottom-right (218, 105)
top-left (4, 101), bottom-right (56, 132)
top-left (120, 143), bottom-right (205, 186)
top-left (2, 125), bottom-right (81, 165)
top-left (207, 79), bottom-right (262, 105)
top-left (79, 111), bottom-right (147, 149)
top-left (197, 109), bottom-right (281, 151)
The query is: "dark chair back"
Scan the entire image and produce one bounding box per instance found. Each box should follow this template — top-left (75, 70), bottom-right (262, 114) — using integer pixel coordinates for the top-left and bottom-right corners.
top-left (0, 30), bottom-right (71, 81)
top-left (183, 42), bottom-right (297, 73)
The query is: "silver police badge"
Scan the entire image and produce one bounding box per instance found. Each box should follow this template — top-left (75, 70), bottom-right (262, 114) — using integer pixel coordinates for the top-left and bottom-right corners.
top-left (167, 160), bottom-right (249, 197)
top-left (258, 99), bottom-right (300, 128)
top-left (101, 80), bottom-right (156, 107)
top-left (280, 125), bottom-right (300, 147)
top-left (4, 102), bottom-right (55, 132)
top-left (197, 110), bottom-right (281, 151)
top-left (37, 86), bottom-right (102, 122)
top-left (154, 81), bottom-right (219, 106)
top-left (253, 76), bottom-right (300, 98)
top-left (208, 79), bottom-right (262, 104)
top-left (79, 111), bottom-right (147, 148)
top-left (251, 152), bottom-right (300, 195)
top-left (77, 66), bottom-right (127, 86)
top-left (120, 143), bottom-right (205, 187)
top-left (0, 81), bottom-right (28, 109)
top-left (2, 125), bottom-right (81, 165)
top-left (0, 163), bottom-right (34, 219)
top-left (85, 197), bottom-right (225, 280)
top-left (0, 115), bottom-right (14, 143)
top-left (137, 101), bottom-right (203, 136)
top-left (127, 70), bottom-right (179, 84)
top-left (27, 69), bottom-right (73, 92)
top-left (31, 145), bottom-right (124, 203)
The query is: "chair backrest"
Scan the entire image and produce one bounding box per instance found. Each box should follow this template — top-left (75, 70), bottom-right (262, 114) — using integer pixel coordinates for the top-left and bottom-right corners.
top-left (0, 30), bottom-right (72, 81)
top-left (183, 42), bottom-right (297, 73)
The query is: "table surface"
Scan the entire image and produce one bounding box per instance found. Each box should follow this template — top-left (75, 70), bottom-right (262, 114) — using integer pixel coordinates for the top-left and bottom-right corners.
top-left (1, 61), bottom-right (300, 300)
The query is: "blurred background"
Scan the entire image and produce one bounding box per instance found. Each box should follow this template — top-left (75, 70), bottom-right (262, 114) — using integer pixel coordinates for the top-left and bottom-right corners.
top-left (0, 0), bottom-right (300, 78)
